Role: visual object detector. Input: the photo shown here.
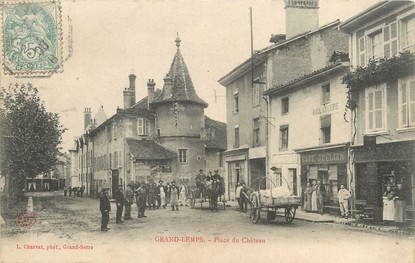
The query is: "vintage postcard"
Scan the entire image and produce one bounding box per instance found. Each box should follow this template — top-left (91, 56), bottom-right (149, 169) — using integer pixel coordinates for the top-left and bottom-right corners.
top-left (0, 0), bottom-right (414, 262)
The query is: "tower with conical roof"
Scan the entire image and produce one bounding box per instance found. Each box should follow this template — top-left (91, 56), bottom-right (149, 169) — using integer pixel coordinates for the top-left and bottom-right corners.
top-left (151, 35), bottom-right (208, 181)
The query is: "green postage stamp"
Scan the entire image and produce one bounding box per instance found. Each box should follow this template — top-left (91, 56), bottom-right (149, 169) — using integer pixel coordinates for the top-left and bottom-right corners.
top-left (1, 0), bottom-right (62, 76)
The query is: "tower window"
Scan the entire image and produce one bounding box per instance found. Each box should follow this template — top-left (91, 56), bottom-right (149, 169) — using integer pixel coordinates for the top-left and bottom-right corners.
top-left (178, 149), bottom-right (188, 163)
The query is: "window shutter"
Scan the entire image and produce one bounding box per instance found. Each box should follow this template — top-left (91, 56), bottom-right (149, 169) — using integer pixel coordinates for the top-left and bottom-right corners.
top-left (390, 22), bottom-right (398, 56)
top-left (132, 119), bottom-right (137, 136)
top-left (138, 118), bottom-right (143, 135)
top-left (384, 25), bottom-right (391, 58)
top-left (374, 90), bottom-right (383, 129)
top-left (368, 91), bottom-right (374, 130)
top-left (359, 37), bottom-right (366, 67)
top-left (118, 151), bottom-right (122, 168)
top-left (401, 83), bottom-right (408, 126)
top-left (410, 81), bottom-right (415, 124)
top-left (145, 119), bottom-right (149, 135)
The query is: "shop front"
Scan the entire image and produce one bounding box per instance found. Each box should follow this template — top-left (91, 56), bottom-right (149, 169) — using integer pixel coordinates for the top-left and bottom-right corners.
top-left (353, 140), bottom-right (415, 222)
top-left (224, 148), bottom-right (248, 201)
top-left (297, 144), bottom-right (349, 210)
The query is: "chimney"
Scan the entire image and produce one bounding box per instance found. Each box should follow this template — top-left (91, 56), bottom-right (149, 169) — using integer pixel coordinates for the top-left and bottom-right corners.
top-left (163, 74), bottom-right (173, 99)
top-left (124, 74), bottom-right (136, 109)
top-left (285, 0), bottom-right (319, 39)
top-left (147, 79), bottom-right (155, 109)
top-left (83, 107), bottom-right (91, 130)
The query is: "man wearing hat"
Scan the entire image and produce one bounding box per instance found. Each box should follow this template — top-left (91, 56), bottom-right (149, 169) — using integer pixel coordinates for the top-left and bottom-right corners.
top-left (124, 184), bottom-right (134, 220)
top-left (212, 170), bottom-right (221, 181)
top-left (114, 186), bottom-right (125, 223)
top-left (195, 169), bottom-right (206, 198)
top-left (99, 188), bottom-right (111, 231)
top-left (136, 183), bottom-right (147, 218)
top-left (157, 180), bottom-right (166, 209)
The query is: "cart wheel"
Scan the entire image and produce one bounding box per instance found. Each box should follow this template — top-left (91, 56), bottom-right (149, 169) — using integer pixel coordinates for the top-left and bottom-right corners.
top-left (250, 194), bottom-right (260, 224)
top-left (285, 206), bottom-right (296, 223)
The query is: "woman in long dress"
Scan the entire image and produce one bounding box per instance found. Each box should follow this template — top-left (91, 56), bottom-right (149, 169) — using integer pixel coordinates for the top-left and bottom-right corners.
top-left (394, 184), bottom-right (406, 224)
top-left (170, 182), bottom-right (180, 211)
top-left (383, 186), bottom-right (395, 223)
top-left (304, 183), bottom-right (313, 212)
top-left (311, 180), bottom-right (318, 212)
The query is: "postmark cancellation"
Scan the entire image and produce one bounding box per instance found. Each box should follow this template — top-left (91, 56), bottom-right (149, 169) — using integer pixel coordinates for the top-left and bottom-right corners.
top-left (1, 0), bottom-right (63, 76)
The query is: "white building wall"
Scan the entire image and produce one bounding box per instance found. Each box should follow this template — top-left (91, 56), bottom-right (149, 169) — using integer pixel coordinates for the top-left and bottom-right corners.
top-left (268, 72), bottom-right (350, 194)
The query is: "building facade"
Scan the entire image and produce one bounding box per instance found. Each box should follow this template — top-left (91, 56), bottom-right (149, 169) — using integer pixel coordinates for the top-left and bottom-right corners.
top-left (71, 37), bottom-right (226, 198)
top-left (219, 0), bottom-right (349, 200)
top-left (264, 55), bottom-right (351, 206)
top-left (340, 1), bottom-right (415, 221)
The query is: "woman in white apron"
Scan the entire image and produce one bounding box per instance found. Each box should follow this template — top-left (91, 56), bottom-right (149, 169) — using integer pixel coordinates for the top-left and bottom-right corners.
top-left (382, 186), bottom-right (395, 223)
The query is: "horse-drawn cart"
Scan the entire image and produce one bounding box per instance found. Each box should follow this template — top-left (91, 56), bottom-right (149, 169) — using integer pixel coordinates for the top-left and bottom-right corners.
top-left (188, 180), bottom-right (226, 211)
top-left (249, 178), bottom-right (301, 224)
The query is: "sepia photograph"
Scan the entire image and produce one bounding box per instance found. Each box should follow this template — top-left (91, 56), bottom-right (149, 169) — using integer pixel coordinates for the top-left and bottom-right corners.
top-left (0, 0), bottom-right (414, 262)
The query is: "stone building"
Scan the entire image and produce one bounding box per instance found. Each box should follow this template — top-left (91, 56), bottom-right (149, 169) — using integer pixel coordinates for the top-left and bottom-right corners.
top-left (71, 36), bottom-right (226, 198)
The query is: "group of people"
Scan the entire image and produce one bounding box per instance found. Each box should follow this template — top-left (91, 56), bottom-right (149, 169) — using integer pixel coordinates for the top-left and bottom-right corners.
top-left (382, 184), bottom-right (406, 225)
top-left (63, 185), bottom-right (85, 197)
top-left (303, 180), bottom-right (326, 215)
top-left (98, 180), bottom-right (188, 231)
top-left (195, 169), bottom-right (223, 197)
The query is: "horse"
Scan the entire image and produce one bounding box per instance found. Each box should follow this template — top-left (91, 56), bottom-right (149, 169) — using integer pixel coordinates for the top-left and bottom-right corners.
top-left (206, 180), bottom-right (222, 212)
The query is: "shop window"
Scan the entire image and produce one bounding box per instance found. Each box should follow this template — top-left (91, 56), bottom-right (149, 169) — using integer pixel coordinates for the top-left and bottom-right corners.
top-left (398, 77), bottom-right (415, 127)
top-left (321, 83), bottom-right (330, 105)
top-left (320, 115), bottom-right (331, 144)
top-left (279, 125), bottom-right (289, 150)
top-left (366, 84), bottom-right (387, 132)
top-left (178, 149), bottom-right (187, 163)
top-left (281, 97), bottom-right (289, 114)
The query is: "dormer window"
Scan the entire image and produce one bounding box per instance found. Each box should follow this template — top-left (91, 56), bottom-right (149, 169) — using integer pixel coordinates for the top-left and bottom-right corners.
top-left (138, 118), bottom-right (149, 135)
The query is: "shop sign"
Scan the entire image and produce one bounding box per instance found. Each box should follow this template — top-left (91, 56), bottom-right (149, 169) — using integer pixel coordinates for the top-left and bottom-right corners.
top-left (312, 102), bottom-right (339, 115)
top-left (301, 150), bottom-right (346, 164)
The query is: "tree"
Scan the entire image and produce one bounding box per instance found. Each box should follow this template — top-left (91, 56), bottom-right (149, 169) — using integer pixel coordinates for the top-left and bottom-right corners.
top-left (0, 83), bottom-right (66, 199)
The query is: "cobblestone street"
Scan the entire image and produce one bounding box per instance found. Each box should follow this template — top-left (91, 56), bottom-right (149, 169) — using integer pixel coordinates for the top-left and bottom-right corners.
top-left (1, 192), bottom-right (413, 263)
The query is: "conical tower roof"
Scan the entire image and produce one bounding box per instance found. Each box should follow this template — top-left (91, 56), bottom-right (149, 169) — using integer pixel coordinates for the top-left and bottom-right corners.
top-left (151, 35), bottom-right (208, 107)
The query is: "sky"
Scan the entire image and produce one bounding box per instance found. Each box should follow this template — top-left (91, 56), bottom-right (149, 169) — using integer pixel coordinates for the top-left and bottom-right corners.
top-left (0, 0), bottom-right (380, 151)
